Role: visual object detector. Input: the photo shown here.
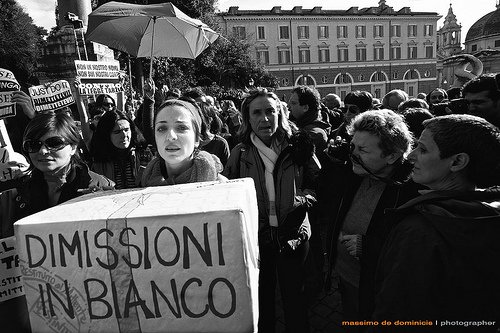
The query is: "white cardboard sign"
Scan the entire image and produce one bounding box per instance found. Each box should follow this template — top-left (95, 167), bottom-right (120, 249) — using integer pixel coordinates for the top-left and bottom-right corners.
top-left (74, 60), bottom-right (124, 96)
top-left (15, 179), bottom-right (259, 333)
top-left (0, 236), bottom-right (25, 302)
top-left (28, 80), bottom-right (75, 112)
top-left (0, 68), bottom-right (19, 119)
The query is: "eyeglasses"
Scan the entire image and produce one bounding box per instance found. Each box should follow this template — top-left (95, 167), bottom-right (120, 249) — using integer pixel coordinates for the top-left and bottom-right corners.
top-left (22, 136), bottom-right (69, 153)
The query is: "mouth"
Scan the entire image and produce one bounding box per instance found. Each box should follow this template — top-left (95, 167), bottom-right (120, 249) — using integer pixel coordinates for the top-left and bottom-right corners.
top-left (165, 146), bottom-right (180, 152)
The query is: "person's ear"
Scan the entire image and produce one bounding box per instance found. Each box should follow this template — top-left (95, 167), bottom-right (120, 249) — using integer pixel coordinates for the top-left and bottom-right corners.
top-left (450, 152), bottom-right (470, 172)
top-left (385, 152), bottom-right (402, 165)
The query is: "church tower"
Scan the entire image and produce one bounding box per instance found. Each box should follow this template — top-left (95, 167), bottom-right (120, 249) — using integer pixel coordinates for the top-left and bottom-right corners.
top-left (437, 3), bottom-right (463, 58)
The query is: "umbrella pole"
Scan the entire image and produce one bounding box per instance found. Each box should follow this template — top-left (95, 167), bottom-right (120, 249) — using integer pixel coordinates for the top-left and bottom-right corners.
top-left (128, 55), bottom-right (134, 114)
top-left (149, 16), bottom-right (157, 80)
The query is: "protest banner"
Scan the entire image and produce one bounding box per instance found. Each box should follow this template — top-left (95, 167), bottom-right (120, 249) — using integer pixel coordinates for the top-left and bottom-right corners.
top-left (0, 68), bottom-right (20, 119)
top-left (15, 179), bottom-right (259, 333)
top-left (0, 237), bottom-right (25, 302)
top-left (74, 60), bottom-right (124, 96)
top-left (28, 80), bottom-right (75, 113)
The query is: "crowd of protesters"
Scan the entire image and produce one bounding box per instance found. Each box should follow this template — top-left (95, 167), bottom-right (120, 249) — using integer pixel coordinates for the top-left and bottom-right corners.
top-left (1, 71), bottom-right (500, 333)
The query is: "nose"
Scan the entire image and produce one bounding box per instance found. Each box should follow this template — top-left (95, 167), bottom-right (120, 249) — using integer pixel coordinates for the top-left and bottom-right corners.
top-left (408, 148), bottom-right (417, 162)
top-left (39, 144), bottom-right (50, 154)
top-left (166, 129), bottom-right (177, 141)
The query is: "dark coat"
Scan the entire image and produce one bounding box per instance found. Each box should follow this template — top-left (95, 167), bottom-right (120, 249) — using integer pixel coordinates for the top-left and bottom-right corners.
top-left (223, 132), bottom-right (321, 247)
top-left (373, 189), bottom-right (500, 332)
top-left (317, 159), bottom-right (420, 317)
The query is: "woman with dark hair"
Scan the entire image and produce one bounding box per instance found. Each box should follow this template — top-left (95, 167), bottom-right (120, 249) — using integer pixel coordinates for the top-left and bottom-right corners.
top-left (197, 103), bottom-right (230, 166)
top-left (224, 88), bottom-right (320, 333)
top-left (89, 110), bottom-right (151, 189)
top-left (0, 112), bottom-right (113, 333)
top-left (402, 107), bottom-right (434, 139)
top-left (141, 98), bottom-right (226, 186)
top-left (373, 115), bottom-right (500, 330)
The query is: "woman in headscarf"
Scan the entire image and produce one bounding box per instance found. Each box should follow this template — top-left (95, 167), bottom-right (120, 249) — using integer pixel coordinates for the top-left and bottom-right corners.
top-left (224, 88), bottom-right (320, 333)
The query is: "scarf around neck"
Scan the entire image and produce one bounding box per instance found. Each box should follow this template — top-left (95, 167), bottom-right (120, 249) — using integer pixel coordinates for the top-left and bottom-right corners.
top-left (250, 132), bottom-right (281, 227)
top-left (141, 150), bottom-right (222, 186)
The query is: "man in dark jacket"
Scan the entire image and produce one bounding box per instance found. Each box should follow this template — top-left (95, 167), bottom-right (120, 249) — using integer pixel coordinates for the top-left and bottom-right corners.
top-left (288, 85), bottom-right (330, 154)
top-left (318, 109), bottom-right (420, 322)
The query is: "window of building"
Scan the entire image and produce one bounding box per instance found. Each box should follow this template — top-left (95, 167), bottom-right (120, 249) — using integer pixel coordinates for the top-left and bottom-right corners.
top-left (257, 26), bottom-right (265, 40)
top-left (281, 78), bottom-right (290, 86)
top-left (298, 26), bottom-right (310, 39)
top-left (319, 48), bottom-right (330, 62)
top-left (299, 75), bottom-right (314, 86)
top-left (356, 47), bottom-right (367, 61)
top-left (390, 25), bottom-right (401, 37)
top-left (299, 49), bottom-right (311, 63)
top-left (278, 49), bottom-right (291, 64)
top-left (471, 44), bottom-right (477, 52)
top-left (374, 25), bottom-right (384, 38)
top-left (232, 26), bottom-right (246, 39)
top-left (358, 74), bottom-right (365, 81)
top-left (408, 45), bottom-right (418, 59)
top-left (372, 72), bottom-right (386, 82)
top-left (495, 40), bottom-right (500, 47)
top-left (279, 26), bottom-right (290, 39)
top-left (392, 71), bottom-right (398, 79)
top-left (374, 46), bottom-right (384, 60)
top-left (337, 25), bottom-right (348, 38)
top-left (425, 45), bottom-right (434, 58)
top-left (321, 75), bottom-right (328, 84)
top-left (391, 46), bottom-right (401, 59)
top-left (338, 48), bottom-right (349, 62)
top-left (318, 26), bottom-right (329, 39)
top-left (356, 25), bottom-right (366, 38)
top-left (256, 50), bottom-right (269, 64)
top-left (408, 24), bottom-right (417, 37)
top-left (335, 73), bottom-right (351, 84)
top-left (424, 25), bottom-right (433, 37)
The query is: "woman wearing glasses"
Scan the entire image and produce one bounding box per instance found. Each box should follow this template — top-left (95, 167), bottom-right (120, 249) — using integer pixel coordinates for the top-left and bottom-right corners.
top-left (0, 112), bottom-right (114, 332)
top-left (141, 97), bottom-right (226, 186)
top-left (223, 88), bottom-right (320, 333)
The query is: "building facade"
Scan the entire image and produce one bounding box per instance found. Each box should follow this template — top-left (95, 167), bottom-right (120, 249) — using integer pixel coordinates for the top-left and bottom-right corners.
top-left (217, 1), bottom-right (441, 100)
top-left (464, 1), bottom-right (500, 74)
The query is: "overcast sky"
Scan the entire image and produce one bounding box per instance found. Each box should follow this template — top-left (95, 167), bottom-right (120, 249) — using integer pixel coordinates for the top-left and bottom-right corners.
top-left (16, 0), bottom-right (498, 44)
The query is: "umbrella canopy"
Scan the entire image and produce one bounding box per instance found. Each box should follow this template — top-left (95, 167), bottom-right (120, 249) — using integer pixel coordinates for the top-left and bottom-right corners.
top-left (86, 1), bottom-right (219, 59)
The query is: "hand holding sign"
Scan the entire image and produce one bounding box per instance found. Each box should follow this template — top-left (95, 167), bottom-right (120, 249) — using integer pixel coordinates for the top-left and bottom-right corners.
top-left (11, 91), bottom-right (35, 119)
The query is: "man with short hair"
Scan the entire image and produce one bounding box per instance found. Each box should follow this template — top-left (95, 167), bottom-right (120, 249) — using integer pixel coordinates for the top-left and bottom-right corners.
top-left (382, 89), bottom-right (409, 111)
top-left (322, 93), bottom-right (342, 110)
top-left (288, 85), bottom-right (330, 153)
top-left (462, 74), bottom-right (500, 128)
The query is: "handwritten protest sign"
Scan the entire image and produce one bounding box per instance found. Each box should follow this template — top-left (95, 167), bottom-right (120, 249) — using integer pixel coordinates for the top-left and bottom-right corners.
top-left (0, 237), bottom-right (25, 302)
top-left (0, 68), bottom-right (20, 119)
top-left (15, 179), bottom-right (259, 333)
top-left (74, 60), bottom-right (124, 96)
top-left (28, 80), bottom-right (75, 112)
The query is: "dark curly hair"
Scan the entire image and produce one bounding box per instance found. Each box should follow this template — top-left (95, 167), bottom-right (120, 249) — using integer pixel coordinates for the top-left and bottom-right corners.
top-left (90, 110), bottom-right (145, 162)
